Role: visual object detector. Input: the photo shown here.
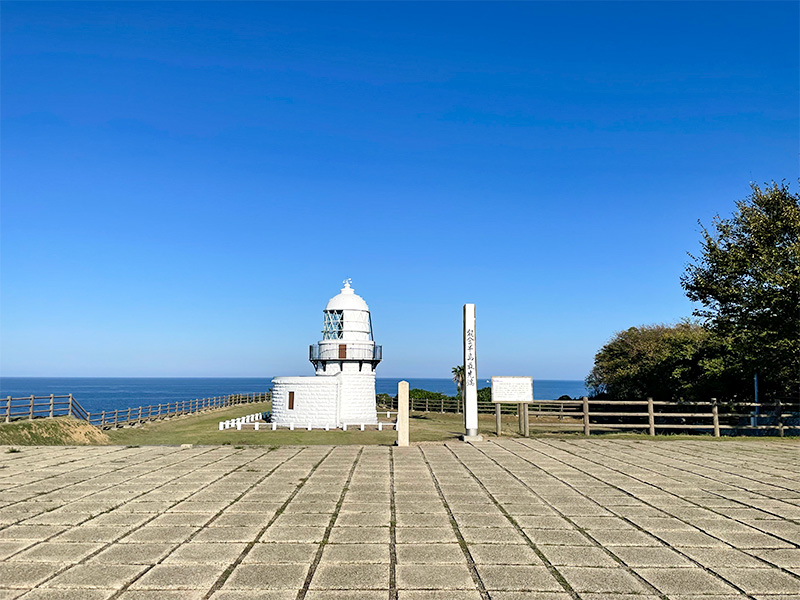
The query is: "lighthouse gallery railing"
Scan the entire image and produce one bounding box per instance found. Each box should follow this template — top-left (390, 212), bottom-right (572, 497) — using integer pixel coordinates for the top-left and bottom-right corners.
top-left (309, 344), bottom-right (382, 361)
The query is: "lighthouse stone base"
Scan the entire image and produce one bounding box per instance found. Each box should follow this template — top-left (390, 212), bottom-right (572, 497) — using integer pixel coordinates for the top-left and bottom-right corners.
top-left (271, 373), bottom-right (378, 428)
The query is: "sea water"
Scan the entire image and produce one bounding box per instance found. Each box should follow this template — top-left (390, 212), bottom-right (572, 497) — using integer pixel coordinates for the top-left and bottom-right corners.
top-left (1, 377), bottom-right (588, 415)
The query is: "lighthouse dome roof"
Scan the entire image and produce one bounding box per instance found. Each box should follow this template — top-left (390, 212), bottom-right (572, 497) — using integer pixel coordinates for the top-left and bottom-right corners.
top-left (325, 280), bottom-right (369, 312)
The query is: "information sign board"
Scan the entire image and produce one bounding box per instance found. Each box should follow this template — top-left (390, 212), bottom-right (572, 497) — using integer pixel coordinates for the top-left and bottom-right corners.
top-left (491, 376), bottom-right (533, 404)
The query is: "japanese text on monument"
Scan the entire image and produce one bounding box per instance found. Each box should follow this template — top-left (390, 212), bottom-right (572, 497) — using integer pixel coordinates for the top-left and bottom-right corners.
top-left (466, 328), bottom-right (476, 387)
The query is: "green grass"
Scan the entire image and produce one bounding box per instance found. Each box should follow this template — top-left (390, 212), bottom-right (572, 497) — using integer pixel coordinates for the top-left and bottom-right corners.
top-left (2, 404), bottom-right (795, 446)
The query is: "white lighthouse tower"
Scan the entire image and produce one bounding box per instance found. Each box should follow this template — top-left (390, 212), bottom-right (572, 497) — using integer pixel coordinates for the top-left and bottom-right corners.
top-left (271, 280), bottom-right (382, 428)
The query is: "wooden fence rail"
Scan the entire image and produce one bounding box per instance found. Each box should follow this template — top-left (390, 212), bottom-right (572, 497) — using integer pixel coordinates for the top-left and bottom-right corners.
top-left (2, 392), bottom-right (271, 429)
top-left (377, 395), bottom-right (799, 437)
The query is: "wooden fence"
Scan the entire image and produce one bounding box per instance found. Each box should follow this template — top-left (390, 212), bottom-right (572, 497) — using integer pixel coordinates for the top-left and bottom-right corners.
top-left (378, 394), bottom-right (799, 437)
top-left (2, 392), bottom-right (271, 429)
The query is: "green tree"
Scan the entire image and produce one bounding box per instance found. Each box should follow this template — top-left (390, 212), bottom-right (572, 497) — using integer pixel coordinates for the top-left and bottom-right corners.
top-left (681, 182), bottom-right (800, 400)
top-left (586, 322), bottom-right (723, 401)
top-left (452, 365), bottom-right (465, 412)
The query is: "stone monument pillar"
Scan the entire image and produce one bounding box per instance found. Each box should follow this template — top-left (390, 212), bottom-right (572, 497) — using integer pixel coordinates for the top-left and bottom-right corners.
top-left (462, 304), bottom-right (482, 441)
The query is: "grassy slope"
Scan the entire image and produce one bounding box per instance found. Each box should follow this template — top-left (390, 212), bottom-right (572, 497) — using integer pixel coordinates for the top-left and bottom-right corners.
top-left (0, 417), bottom-right (110, 445)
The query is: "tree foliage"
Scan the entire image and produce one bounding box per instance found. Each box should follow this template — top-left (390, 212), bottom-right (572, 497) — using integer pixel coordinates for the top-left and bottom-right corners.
top-left (681, 182), bottom-right (800, 399)
top-left (586, 322), bottom-right (724, 401)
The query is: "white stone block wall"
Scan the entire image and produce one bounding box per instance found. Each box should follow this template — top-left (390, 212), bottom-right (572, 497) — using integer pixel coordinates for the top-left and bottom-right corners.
top-left (272, 377), bottom-right (338, 427)
top-left (272, 372), bottom-right (377, 427)
top-left (338, 372), bottom-right (378, 425)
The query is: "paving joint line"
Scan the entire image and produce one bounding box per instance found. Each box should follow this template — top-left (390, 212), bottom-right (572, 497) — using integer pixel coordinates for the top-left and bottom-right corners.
top-left (549, 439), bottom-right (800, 546)
top-left (0, 445), bottom-right (157, 525)
top-left (512, 438), bottom-right (772, 597)
top-left (443, 442), bottom-right (581, 599)
top-left (389, 446), bottom-right (398, 600)
top-left (467, 441), bottom-right (669, 599)
top-left (595, 439), bottom-right (800, 504)
top-left (418, 445), bottom-right (489, 600)
top-left (201, 446), bottom-right (336, 599)
top-left (2, 445), bottom-right (224, 561)
top-left (296, 447), bottom-right (365, 600)
top-left (5, 446), bottom-right (251, 593)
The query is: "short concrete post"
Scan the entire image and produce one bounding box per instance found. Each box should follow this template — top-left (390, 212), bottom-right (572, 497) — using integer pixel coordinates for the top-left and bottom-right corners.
top-left (378, 422), bottom-right (383, 431)
top-left (397, 380), bottom-right (409, 447)
top-left (582, 396), bottom-right (590, 436)
top-left (360, 423), bottom-right (365, 431)
top-left (711, 398), bottom-right (720, 437)
top-left (325, 425), bottom-right (330, 431)
top-left (495, 403), bottom-right (502, 436)
top-left (236, 423), bottom-right (242, 430)
top-left (343, 423), bottom-right (347, 431)
top-left (254, 422), bottom-right (259, 431)
top-left (219, 422), bottom-right (224, 431)
top-left (647, 397), bottom-right (655, 436)
top-left (272, 422), bottom-right (277, 431)
top-left (307, 423), bottom-right (312, 431)
top-left (290, 423), bottom-right (294, 431)
top-left (523, 403), bottom-right (529, 437)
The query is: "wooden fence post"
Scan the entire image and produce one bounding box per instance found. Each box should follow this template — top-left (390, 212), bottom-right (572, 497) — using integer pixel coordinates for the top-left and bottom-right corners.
top-left (49, 394), bottom-right (55, 418)
top-left (127, 408), bottom-right (132, 423)
top-left (647, 397), bottom-right (655, 436)
top-left (68, 394), bottom-right (74, 417)
top-left (114, 409), bottom-right (119, 426)
top-left (5, 396), bottom-right (11, 423)
top-left (29, 395), bottom-right (35, 420)
top-left (777, 399), bottom-right (784, 438)
top-left (138, 406), bottom-right (142, 423)
top-left (100, 411), bottom-right (106, 427)
top-left (496, 403), bottom-right (502, 436)
top-left (148, 405), bottom-right (152, 420)
top-left (582, 396), bottom-right (590, 436)
top-left (711, 398), bottom-right (720, 438)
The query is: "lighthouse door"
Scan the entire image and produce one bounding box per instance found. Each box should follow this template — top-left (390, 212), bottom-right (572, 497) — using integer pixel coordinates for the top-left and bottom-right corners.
top-left (338, 344), bottom-right (347, 359)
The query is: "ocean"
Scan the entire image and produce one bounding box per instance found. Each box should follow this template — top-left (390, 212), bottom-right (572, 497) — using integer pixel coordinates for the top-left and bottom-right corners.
top-left (0, 377), bottom-right (589, 415)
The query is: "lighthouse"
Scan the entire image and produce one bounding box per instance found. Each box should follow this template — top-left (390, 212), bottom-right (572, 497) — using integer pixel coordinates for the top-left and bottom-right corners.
top-left (271, 280), bottom-right (382, 428)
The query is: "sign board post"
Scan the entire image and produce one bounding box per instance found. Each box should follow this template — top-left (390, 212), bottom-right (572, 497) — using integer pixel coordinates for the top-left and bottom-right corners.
top-left (462, 304), bottom-right (482, 441)
top-left (491, 376), bottom-right (533, 437)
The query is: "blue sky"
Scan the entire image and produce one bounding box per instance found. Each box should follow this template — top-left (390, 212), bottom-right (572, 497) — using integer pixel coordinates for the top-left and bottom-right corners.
top-left (2, 2), bottom-right (797, 379)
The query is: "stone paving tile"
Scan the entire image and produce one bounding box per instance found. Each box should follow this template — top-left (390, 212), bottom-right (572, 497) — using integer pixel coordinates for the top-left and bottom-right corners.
top-left (18, 590), bottom-right (117, 599)
top-left (129, 564), bottom-right (227, 590)
top-left (713, 568), bottom-right (800, 594)
top-left (557, 566), bottom-right (651, 594)
top-left (635, 567), bottom-right (741, 595)
top-left (538, 544), bottom-right (618, 567)
top-left (45, 564), bottom-right (149, 589)
top-left (309, 563), bottom-right (389, 590)
top-left (396, 564), bottom-right (474, 589)
top-left (476, 565), bottom-right (564, 592)
top-left (9, 542), bottom-right (104, 563)
top-left (209, 591), bottom-right (296, 600)
top-left (89, 541), bottom-right (178, 564)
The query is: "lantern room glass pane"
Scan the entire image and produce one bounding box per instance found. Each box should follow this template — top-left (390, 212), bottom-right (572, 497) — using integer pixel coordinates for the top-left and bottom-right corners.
top-left (323, 310), bottom-right (343, 339)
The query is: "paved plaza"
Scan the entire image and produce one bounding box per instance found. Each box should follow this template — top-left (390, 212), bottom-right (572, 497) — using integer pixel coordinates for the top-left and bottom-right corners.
top-left (0, 439), bottom-right (799, 599)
